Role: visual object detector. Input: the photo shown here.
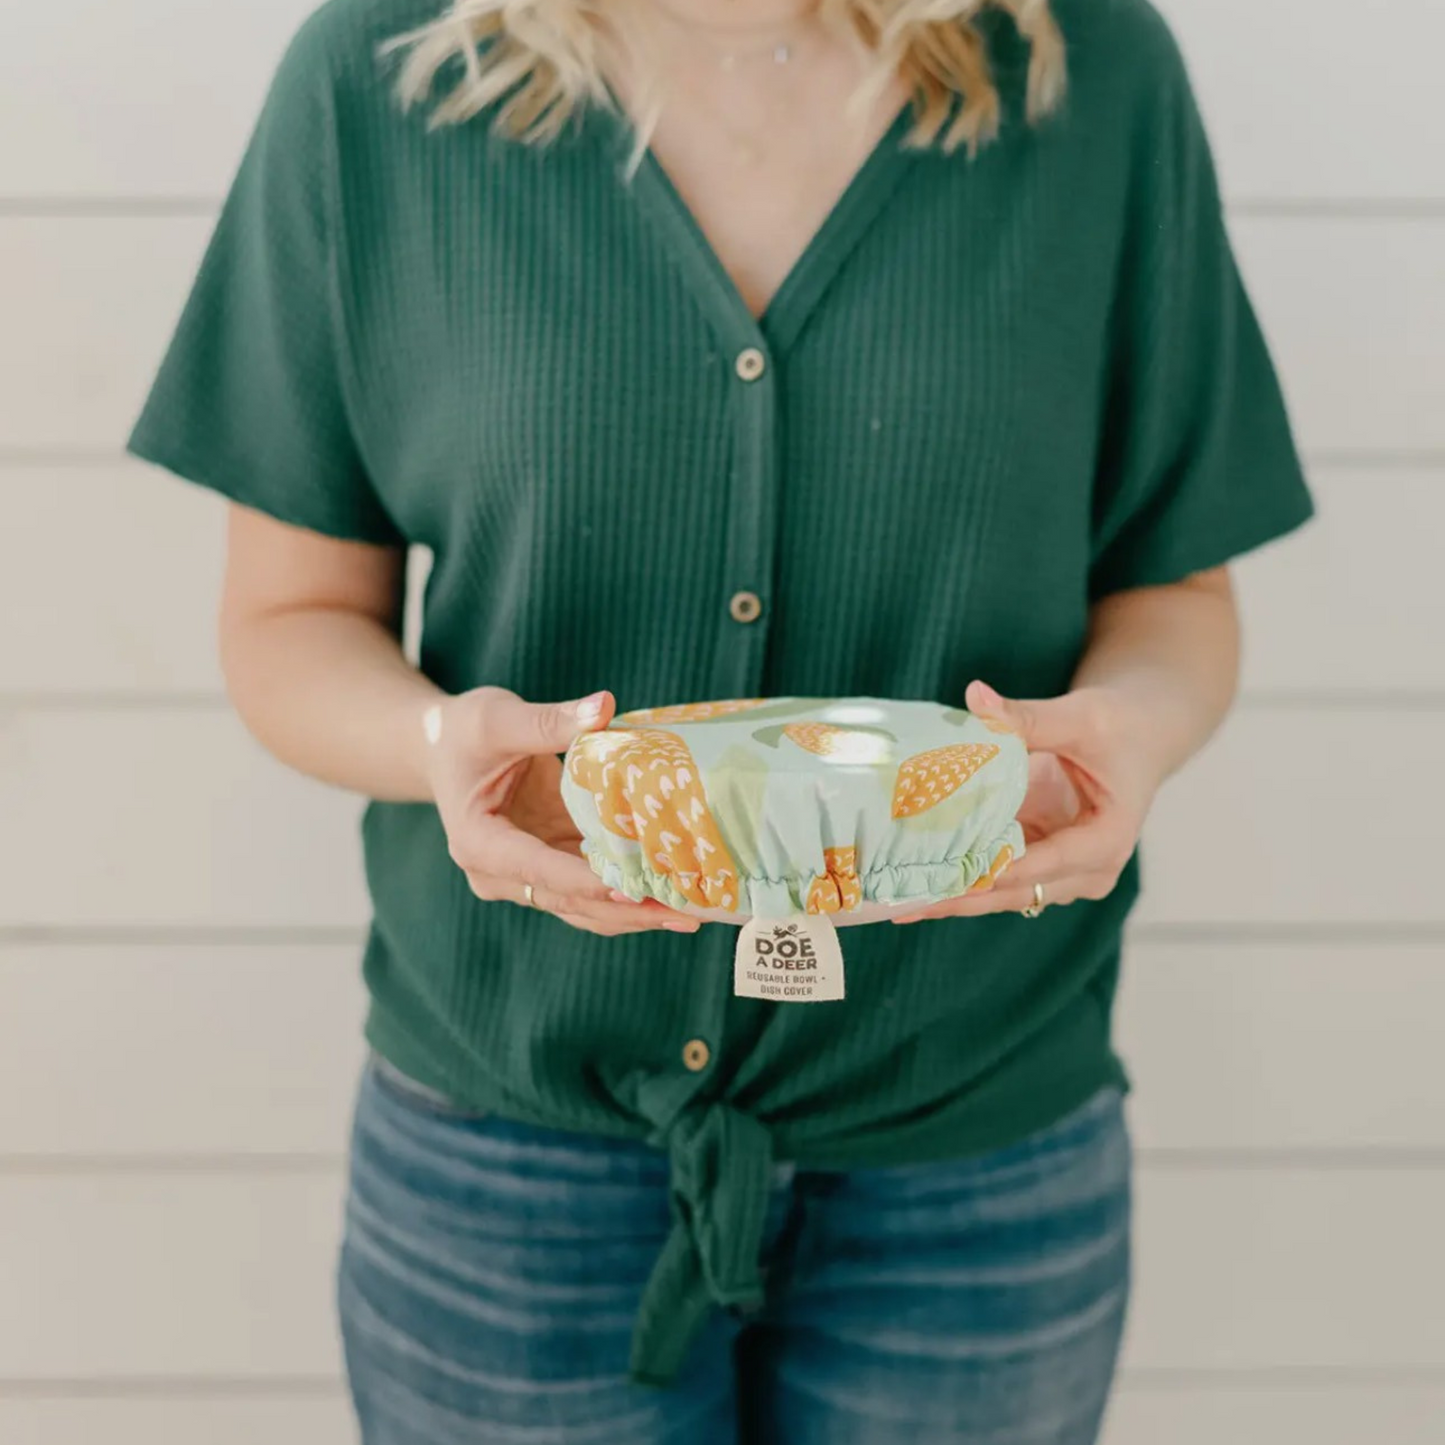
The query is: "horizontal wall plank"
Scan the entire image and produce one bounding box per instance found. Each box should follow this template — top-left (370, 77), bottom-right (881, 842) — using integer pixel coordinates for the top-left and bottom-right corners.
top-left (1235, 466), bottom-right (1445, 694)
top-left (8, 1385), bottom-right (1445, 1445)
top-left (1136, 707), bottom-right (1437, 926)
top-left (0, 219), bottom-right (208, 453)
top-left (5, 941), bottom-right (1441, 1159)
top-left (3, 216), bottom-right (1443, 455)
top-left (1117, 942), bottom-right (1445, 1152)
top-left (1154, 0), bottom-right (1445, 203)
top-left (1232, 218), bottom-right (1445, 456)
top-left (0, 0), bottom-right (309, 200)
top-left (0, 1174), bottom-right (346, 1380)
top-left (1124, 1169), bottom-right (1445, 1371)
top-left (6, 1), bottom-right (1443, 202)
top-left (1104, 1384), bottom-right (1445, 1445)
top-left (0, 946), bottom-right (366, 1158)
top-left (4, 1167), bottom-right (1441, 1378)
top-left (1, 464), bottom-right (225, 694)
top-left (1, 465), bottom-right (432, 695)
top-left (7, 463), bottom-right (1435, 698)
top-left (0, 1399), bottom-right (354, 1445)
top-left (0, 709), bottom-right (370, 929)
top-left (1, 705), bottom-right (1433, 929)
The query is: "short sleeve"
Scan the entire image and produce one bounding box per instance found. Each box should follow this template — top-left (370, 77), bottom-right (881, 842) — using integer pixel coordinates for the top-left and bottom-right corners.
top-left (127, 18), bottom-right (403, 546)
top-left (1088, 29), bottom-right (1313, 599)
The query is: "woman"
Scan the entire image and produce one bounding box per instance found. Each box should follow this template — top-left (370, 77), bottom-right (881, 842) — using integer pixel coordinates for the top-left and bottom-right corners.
top-left (130, 0), bottom-right (1312, 1439)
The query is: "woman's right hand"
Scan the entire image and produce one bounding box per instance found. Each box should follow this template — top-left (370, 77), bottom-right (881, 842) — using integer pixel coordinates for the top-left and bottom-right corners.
top-left (422, 686), bottom-right (701, 936)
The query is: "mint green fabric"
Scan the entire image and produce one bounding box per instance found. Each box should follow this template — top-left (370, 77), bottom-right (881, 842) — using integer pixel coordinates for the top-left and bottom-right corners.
top-left (562, 698), bottom-right (1028, 919)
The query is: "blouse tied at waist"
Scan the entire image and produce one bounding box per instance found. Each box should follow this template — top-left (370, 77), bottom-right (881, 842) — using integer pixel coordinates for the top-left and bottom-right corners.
top-left (630, 1096), bottom-right (775, 1386)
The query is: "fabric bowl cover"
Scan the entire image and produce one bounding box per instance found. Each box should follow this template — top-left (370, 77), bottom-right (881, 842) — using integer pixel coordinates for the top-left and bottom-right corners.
top-left (561, 697), bottom-right (1028, 926)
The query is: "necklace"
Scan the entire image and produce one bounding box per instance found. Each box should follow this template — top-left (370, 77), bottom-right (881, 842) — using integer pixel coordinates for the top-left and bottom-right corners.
top-left (644, 4), bottom-right (809, 73)
top-left (719, 42), bottom-right (793, 71)
top-left (632, 5), bottom-right (824, 166)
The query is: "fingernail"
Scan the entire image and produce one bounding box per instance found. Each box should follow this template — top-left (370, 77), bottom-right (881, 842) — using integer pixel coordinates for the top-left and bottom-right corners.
top-left (574, 691), bottom-right (606, 726)
top-left (663, 921), bottom-right (699, 933)
top-left (972, 682), bottom-right (1003, 709)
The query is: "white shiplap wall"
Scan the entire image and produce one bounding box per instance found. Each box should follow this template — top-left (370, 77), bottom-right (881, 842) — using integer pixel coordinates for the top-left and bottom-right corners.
top-left (2, 2), bottom-right (1443, 1441)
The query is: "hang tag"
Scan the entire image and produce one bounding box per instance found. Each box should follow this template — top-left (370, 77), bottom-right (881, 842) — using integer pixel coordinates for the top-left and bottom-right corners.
top-left (734, 915), bottom-right (845, 1003)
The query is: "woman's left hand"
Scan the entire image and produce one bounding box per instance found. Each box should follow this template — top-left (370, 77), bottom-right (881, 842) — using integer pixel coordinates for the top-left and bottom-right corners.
top-left (894, 678), bottom-right (1169, 922)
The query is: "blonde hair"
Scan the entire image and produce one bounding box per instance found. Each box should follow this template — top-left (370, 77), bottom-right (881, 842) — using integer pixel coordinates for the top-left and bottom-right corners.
top-left (389, 1), bottom-right (1066, 155)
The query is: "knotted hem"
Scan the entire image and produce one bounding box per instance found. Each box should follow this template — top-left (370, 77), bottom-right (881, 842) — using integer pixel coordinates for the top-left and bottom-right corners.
top-left (628, 1100), bottom-right (774, 1386)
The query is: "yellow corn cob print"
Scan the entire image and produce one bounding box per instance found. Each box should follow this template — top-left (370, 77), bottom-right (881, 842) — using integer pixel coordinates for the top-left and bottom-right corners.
top-left (781, 722), bottom-right (892, 764)
top-left (783, 722), bottom-right (852, 756)
top-left (969, 844), bottom-right (1014, 892)
top-left (568, 730), bottom-right (740, 910)
top-left (890, 742), bottom-right (1001, 818)
top-left (617, 699), bottom-right (768, 726)
top-left (779, 721), bottom-right (894, 765)
top-left (805, 846), bottom-right (864, 915)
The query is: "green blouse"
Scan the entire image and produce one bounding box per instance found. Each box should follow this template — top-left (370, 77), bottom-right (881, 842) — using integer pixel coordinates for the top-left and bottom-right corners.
top-left (129, 0), bottom-right (1312, 1385)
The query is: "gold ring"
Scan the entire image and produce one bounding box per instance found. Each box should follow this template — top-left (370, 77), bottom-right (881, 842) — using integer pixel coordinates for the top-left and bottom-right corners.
top-left (522, 883), bottom-right (536, 908)
top-left (1020, 883), bottom-right (1046, 919)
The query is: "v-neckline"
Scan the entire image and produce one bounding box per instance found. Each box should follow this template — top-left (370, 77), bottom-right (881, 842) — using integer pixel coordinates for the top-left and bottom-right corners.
top-left (608, 103), bottom-right (918, 354)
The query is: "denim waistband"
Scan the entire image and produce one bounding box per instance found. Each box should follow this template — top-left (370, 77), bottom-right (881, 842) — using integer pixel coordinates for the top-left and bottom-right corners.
top-left (363, 1049), bottom-right (1122, 1388)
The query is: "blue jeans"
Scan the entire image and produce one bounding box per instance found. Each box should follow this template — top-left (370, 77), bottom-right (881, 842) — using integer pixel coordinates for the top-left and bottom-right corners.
top-left (339, 1059), bottom-right (1131, 1444)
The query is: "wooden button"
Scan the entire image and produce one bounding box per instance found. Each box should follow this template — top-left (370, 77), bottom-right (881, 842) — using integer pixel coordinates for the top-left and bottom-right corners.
top-left (729, 590), bottom-right (763, 624)
top-left (735, 347), bottom-right (766, 381)
top-left (682, 1039), bottom-right (711, 1072)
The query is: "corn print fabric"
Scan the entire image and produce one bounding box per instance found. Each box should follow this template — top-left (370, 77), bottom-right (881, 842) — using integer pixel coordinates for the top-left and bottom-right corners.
top-left (562, 698), bottom-right (1028, 920)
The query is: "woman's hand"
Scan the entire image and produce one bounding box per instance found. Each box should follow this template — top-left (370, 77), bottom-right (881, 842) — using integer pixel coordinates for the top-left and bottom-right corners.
top-left (424, 687), bottom-right (700, 936)
top-left (898, 572), bottom-right (1241, 922)
top-left (894, 679), bottom-right (1170, 922)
